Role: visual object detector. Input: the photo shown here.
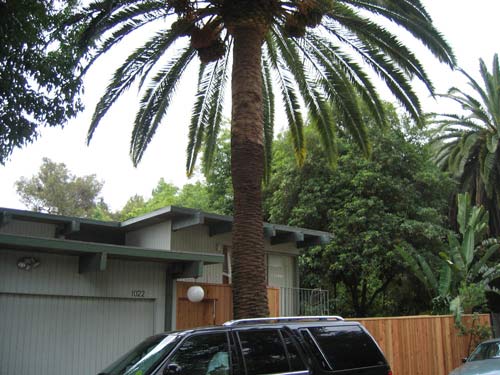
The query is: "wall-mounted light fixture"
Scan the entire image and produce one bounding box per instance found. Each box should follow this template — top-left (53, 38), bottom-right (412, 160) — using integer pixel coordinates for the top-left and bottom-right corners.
top-left (187, 285), bottom-right (205, 303)
top-left (17, 257), bottom-right (40, 271)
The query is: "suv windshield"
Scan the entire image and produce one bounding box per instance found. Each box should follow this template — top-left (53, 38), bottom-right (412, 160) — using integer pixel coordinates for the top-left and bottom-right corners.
top-left (98, 334), bottom-right (179, 375)
top-left (468, 341), bottom-right (500, 362)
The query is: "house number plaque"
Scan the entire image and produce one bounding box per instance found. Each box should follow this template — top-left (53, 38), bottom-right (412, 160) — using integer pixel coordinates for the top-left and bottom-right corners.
top-left (131, 290), bottom-right (146, 297)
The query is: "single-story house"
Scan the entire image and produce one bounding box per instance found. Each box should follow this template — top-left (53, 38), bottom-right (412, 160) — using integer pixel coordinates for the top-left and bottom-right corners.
top-left (0, 205), bottom-right (331, 375)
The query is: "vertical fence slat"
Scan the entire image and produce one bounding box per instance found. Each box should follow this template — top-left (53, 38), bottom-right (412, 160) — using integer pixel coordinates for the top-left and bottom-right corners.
top-left (349, 315), bottom-right (492, 375)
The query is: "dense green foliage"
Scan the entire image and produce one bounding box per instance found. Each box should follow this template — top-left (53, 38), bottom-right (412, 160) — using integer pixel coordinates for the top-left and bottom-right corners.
top-left (432, 54), bottom-right (500, 236)
top-left (0, 0), bottom-right (82, 164)
top-left (119, 178), bottom-right (211, 220)
top-left (204, 128), bottom-right (233, 216)
top-left (15, 158), bottom-right (106, 218)
top-left (398, 193), bottom-right (500, 315)
top-left (265, 116), bottom-right (456, 317)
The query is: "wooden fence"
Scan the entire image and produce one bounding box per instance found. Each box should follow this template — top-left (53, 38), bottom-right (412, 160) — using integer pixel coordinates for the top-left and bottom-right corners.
top-left (176, 282), bottom-right (279, 329)
top-left (351, 314), bottom-right (492, 375)
top-left (175, 282), bottom-right (492, 375)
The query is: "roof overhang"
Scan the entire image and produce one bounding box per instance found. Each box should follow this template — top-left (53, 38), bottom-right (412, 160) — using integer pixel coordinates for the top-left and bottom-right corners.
top-left (1, 205), bottom-right (333, 248)
top-left (122, 206), bottom-right (332, 248)
top-left (0, 233), bottom-right (223, 278)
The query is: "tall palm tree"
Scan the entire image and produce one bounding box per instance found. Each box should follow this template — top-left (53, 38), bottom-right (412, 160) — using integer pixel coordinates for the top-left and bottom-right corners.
top-left (432, 55), bottom-right (500, 236)
top-left (70, 0), bottom-right (454, 318)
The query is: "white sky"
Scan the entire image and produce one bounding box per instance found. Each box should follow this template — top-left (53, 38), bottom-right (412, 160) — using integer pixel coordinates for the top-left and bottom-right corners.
top-left (1, 0), bottom-right (499, 212)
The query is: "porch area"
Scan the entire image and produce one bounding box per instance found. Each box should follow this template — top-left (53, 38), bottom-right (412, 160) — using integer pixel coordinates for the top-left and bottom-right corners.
top-left (175, 281), bottom-right (330, 329)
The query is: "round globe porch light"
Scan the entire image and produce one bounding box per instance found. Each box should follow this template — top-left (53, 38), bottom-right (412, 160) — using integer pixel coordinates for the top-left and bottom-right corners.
top-left (187, 285), bottom-right (205, 303)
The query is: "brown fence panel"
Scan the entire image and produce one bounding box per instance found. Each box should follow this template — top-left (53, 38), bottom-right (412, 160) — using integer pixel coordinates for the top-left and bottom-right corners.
top-left (176, 282), bottom-right (280, 329)
top-left (349, 314), bottom-right (492, 375)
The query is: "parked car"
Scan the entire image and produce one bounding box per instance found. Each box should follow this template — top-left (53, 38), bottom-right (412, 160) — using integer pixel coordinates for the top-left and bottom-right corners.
top-left (449, 338), bottom-right (500, 375)
top-left (98, 316), bottom-right (392, 375)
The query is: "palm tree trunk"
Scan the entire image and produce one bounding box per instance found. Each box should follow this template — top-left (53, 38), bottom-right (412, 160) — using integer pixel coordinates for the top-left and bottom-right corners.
top-left (230, 25), bottom-right (269, 319)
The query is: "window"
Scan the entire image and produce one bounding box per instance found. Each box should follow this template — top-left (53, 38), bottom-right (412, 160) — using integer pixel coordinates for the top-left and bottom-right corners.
top-left (307, 325), bottom-right (386, 371)
top-left (469, 341), bottom-right (500, 361)
top-left (167, 332), bottom-right (230, 375)
top-left (282, 330), bottom-right (307, 371)
top-left (100, 334), bottom-right (179, 375)
top-left (223, 246), bottom-right (231, 284)
top-left (237, 329), bottom-right (289, 374)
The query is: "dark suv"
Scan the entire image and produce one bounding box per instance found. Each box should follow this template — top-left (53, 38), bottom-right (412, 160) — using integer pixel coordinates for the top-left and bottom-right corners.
top-left (98, 316), bottom-right (392, 375)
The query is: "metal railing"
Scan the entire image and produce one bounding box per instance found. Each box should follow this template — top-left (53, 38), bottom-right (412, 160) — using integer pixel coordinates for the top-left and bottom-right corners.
top-left (278, 287), bottom-right (329, 316)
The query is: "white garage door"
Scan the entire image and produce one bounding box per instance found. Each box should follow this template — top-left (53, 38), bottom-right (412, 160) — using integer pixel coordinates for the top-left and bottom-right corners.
top-left (0, 293), bottom-right (155, 375)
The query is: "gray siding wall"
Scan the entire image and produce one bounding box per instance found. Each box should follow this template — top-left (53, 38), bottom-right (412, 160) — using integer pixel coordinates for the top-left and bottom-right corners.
top-left (1, 293), bottom-right (155, 375)
top-left (171, 226), bottom-right (229, 284)
top-left (0, 219), bottom-right (56, 237)
top-left (0, 249), bottom-right (168, 375)
top-left (0, 249), bottom-right (166, 333)
top-left (125, 221), bottom-right (172, 250)
top-left (170, 225), bottom-right (299, 287)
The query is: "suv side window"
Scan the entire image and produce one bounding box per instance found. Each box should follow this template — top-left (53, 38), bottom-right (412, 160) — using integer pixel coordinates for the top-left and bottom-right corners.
top-left (167, 332), bottom-right (230, 375)
top-left (237, 329), bottom-right (301, 374)
top-left (282, 330), bottom-right (307, 372)
top-left (307, 325), bottom-right (386, 371)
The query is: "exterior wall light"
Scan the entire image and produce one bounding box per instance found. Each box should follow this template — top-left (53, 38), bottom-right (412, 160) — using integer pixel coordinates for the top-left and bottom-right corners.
top-left (187, 285), bottom-right (205, 303)
top-left (17, 257), bottom-right (41, 271)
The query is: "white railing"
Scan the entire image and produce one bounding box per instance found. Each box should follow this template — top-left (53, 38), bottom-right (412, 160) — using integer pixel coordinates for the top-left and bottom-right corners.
top-left (278, 287), bottom-right (329, 316)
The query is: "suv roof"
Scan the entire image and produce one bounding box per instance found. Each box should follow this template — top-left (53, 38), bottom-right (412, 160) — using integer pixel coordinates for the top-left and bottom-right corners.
top-left (223, 315), bottom-right (344, 326)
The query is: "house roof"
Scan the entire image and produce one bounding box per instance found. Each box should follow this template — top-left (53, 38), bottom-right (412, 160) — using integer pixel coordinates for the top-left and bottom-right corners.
top-left (0, 232), bottom-right (222, 264)
top-left (0, 206), bottom-right (332, 247)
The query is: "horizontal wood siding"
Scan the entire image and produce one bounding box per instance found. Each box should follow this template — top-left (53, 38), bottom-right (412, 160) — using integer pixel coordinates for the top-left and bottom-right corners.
top-left (0, 249), bottom-right (166, 332)
top-left (350, 314), bottom-right (492, 375)
top-left (176, 282), bottom-right (280, 329)
top-left (0, 219), bottom-right (56, 237)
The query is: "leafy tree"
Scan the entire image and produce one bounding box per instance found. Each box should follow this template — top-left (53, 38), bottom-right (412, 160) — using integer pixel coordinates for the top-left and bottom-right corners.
top-left (119, 178), bottom-right (211, 220)
top-left (68, 0), bottom-right (454, 318)
top-left (15, 157), bottom-right (108, 218)
top-left (205, 129), bottom-right (233, 216)
top-left (266, 117), bottom-right (455, 317)
top-left (0, 0), bottom-right (82, 164)
top-left (176, 181), bottom-right (211, 212)
top-left (119, 195), bottom-right (148, 221)
top-left (432, 54), bottom-right (500, 236)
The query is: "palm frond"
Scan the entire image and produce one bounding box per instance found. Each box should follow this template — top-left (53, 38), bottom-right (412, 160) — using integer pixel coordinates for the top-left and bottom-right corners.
top-left (341, 0), bottom-right (455, 66)
top-left (265, 35), bottom-right (306, 165)
top-left (88, 27), bottom-right (188, 142)
top-left (131, 47), bottom-right (196, 165)
top-left (262, 57), bottom-right (275, 184)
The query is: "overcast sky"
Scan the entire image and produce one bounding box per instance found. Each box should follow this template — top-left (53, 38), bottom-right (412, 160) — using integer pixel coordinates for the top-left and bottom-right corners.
top-left (1, 0), bottom-right (499, 212)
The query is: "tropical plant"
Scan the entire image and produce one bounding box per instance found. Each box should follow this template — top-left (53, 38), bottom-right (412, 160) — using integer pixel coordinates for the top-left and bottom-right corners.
top-left (68, 0), bottom-right (454, 318)
top-left (444, 194), bottom-right (500, 318)
top-left (396, 246), bottom-right (452, 313)
top-left (398, 193), bottom-right (500, 316)
top-left (432, 54), bottom-right (500, 236)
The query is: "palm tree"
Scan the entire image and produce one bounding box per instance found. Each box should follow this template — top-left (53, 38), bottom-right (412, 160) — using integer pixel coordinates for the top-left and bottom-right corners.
top-left (70, 0), bottom-right (454, 318)
top-left (432, 55), bottom-right (500, 236)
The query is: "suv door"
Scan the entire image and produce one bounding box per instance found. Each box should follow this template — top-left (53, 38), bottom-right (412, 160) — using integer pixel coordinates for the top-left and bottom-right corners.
top-left (234, 327), bottom-right (309, 375)
top-left (299, 325), bottom-right (389, 375)
top-left (160, 331), bottom-right (233, 375)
